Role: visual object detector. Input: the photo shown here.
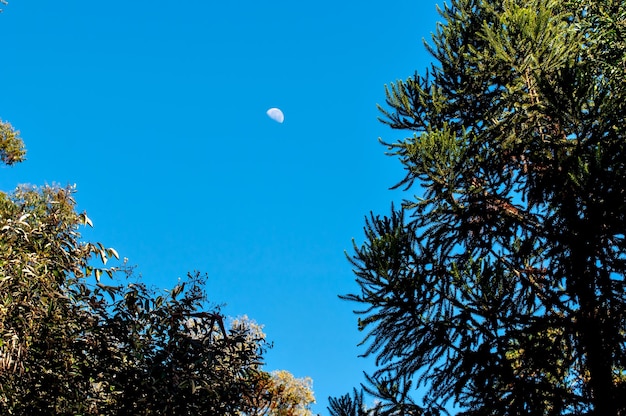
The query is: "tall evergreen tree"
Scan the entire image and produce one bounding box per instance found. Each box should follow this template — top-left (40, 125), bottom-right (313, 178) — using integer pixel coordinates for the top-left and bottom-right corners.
top-left (341, 0), bottom-right (626, 414)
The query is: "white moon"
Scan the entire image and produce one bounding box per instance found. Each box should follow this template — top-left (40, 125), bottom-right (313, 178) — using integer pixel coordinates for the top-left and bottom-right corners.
top-left (266, 108), bottom-right (284, 123)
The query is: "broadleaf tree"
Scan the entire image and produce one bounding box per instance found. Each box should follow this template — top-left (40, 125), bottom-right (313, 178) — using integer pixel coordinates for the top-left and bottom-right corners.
top-left (246, 369), bottom-right (316, 416)
top-left (0, 129), bottom-right (319, 415)
top-left (334, 0), bottom-right (626, 415)
top-left (0, 129), bottom-right (316, 416)
top-left (0, 163), bottom-right (271, 415)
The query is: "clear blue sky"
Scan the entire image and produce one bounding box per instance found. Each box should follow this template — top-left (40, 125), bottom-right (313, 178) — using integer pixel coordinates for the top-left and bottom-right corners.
top-left (0, 1), bottom-right (439, 413)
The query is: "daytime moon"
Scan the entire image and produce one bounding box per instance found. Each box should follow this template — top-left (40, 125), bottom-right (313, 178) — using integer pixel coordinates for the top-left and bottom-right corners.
top-left (266, 108), bottom-right (284, 123)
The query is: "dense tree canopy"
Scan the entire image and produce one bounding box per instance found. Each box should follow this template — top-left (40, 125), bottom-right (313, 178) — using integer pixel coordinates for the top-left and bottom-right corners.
top-left (0, 169), bottom-right (268, 414)
top-left (0, 131), bottom-right (315, 416)
top-left (336, 0), bottom-right (626, 415)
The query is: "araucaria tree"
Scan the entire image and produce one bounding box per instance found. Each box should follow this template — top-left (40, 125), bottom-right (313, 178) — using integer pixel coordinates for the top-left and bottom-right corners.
top-left (341, 0), bottom-right (626, 415)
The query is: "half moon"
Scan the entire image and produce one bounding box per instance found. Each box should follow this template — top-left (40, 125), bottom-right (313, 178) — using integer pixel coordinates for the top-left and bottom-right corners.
top-left (266, 108), bottom-right (284, 123)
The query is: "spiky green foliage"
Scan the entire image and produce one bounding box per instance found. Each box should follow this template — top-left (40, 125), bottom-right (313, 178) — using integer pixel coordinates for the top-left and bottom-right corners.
top-left (328, 388), bottom-right (369, 416)
top-left (342, 0), bottom-right (626, 414)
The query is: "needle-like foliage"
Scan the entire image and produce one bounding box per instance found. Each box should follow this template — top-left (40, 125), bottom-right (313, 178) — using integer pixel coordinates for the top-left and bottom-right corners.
top-left (340, 0), bottom-right (626, 414)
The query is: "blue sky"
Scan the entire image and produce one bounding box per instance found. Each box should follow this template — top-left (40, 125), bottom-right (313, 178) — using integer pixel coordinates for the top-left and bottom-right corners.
top-left (0, 1), bottom-right (439, 413)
